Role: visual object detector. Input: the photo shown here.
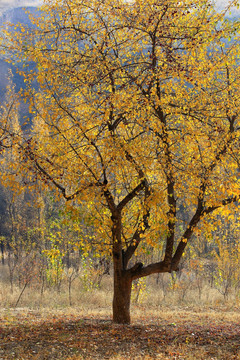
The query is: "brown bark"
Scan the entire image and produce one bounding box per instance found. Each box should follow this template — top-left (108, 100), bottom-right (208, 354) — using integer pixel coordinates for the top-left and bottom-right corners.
top-left (111, 209), bottom-right (132, 324)
top-left (112, 272), bottom-right (132, 324)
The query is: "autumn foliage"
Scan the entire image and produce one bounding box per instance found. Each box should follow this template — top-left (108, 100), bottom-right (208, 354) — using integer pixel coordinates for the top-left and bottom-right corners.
top-left (1, 0), bottom-right (240, 323)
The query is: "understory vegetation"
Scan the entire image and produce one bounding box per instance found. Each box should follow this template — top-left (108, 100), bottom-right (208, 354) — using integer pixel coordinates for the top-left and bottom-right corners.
top-left (0, 244), bottom-right (240, 310)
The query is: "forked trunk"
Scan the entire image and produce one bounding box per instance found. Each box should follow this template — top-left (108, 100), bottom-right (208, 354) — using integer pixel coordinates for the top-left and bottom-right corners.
top-left (113, 272), bottom-right (132, 324)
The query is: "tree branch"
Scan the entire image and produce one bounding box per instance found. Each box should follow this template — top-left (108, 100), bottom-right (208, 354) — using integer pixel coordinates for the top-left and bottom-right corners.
top-left (117, 180), bottom-right (146, 212)
top-left (130, 261), bottom-right (171, 280)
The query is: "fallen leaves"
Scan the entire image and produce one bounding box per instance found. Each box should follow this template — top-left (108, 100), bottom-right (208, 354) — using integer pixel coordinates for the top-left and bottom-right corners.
top-left (0, 308), bottom-right (239, 359)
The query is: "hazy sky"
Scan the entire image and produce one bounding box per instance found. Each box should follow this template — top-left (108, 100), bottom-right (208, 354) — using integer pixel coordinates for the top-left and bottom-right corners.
top-left (0, 0), bottom-right (41, 8)
top-left (0, 0), bottom-right (239, 16)
top-left (216, 0), bottom-right (240, 12)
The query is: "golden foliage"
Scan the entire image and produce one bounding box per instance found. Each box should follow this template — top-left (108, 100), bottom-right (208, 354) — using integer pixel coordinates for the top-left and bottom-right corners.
top-left (1, 0), bottom-right (239, 265)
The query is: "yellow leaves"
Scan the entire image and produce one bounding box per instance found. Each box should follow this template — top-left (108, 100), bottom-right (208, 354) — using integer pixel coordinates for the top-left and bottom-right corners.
top-left (0, 0), bottom-right (239, 262)
top-left (43, 247), bottom-right (64, 260)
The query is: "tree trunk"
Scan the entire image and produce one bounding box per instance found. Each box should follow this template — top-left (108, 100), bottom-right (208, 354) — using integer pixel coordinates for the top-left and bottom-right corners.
top-left (1, 242), bottom-right (4, 265)
top-left (113, 271), bottom-right (132, 324)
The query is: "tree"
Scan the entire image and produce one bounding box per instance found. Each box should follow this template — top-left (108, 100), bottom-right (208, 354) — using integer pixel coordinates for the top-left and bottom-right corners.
top-left (0, 71), bottom-right (22, 265)
top-left (2, 0), bottom-right (240, 323)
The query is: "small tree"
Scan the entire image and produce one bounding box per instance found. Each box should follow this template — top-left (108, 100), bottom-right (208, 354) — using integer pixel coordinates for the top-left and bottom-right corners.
top-left (2, 0), bottom-right (240, 323)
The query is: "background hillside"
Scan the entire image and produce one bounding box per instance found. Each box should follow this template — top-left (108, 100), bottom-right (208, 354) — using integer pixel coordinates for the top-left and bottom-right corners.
top-left (0, 6), bottom-right (40, 124)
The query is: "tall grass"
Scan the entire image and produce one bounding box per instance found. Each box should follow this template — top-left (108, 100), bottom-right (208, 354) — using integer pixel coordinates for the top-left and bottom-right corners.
top-left (0, 262), bottom-right (239, 313)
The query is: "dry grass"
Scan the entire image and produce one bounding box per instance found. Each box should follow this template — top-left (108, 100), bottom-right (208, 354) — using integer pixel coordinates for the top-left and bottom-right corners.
top-left (0, 263), bottom-right (239, 311)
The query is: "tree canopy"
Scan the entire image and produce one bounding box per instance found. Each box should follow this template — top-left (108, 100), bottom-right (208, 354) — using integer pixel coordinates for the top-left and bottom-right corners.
top-left (1, 0), bottom-right (240, 323)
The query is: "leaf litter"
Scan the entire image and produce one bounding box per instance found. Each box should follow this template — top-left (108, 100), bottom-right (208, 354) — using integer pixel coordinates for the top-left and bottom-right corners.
top-left (0, 308), bottom-right (239, 359)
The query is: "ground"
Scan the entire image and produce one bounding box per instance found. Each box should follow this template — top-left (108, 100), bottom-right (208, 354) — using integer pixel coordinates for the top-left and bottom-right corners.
top-left (0, 307), bottom-right (239, 359)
